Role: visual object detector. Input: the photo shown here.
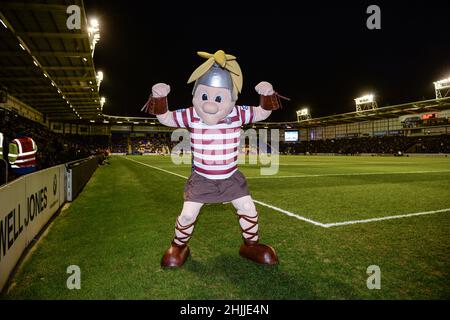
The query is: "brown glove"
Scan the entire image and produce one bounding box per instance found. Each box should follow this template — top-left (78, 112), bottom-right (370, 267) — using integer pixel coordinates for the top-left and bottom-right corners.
top-left (260, 92), bottom-right (290, 111)
top-left (141, 95), bottom-right (168, 115)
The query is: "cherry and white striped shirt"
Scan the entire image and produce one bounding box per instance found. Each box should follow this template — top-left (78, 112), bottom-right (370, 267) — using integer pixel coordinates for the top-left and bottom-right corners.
top-left (165, 105), bottom-right (265, 180)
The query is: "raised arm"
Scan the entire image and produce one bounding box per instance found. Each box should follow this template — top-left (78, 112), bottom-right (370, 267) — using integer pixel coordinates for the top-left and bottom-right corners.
top-left (252, 81), bottom-right (284, 123)
top-left (253, 106), bottom-right (272, 122)
top-left (141, 83), bottom-right (179, 127)
top-left (156, 111), bottom-right (178, 127)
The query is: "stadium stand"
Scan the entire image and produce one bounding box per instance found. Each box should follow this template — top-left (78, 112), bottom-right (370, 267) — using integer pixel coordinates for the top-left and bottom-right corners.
top-left (0, 108), bottom-right (109, 182)
top-left (130, 133), bottom-right (174, 155)
top-left (0, 0), bottom-right (449, 300)
top-left (279, 135), bottom-right (450, 155)
top-left (0, 0), bottom-right (113, 291)
top-left (111, 134), bottom-right (128, 154)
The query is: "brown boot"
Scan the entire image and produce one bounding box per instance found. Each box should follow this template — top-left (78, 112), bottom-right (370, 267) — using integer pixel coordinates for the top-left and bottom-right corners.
top-left (161, 243), bottom-right (190, 268)
top-left (237, 214), bottom-right (279, 265)
top-left (240, 239), bottom-right (278, 265)
top-left (161, 218), bottom-right (195, 268)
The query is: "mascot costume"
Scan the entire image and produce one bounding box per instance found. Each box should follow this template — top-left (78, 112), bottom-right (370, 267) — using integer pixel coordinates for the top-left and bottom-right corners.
top-left (142, 50), bottom-right (286, 268)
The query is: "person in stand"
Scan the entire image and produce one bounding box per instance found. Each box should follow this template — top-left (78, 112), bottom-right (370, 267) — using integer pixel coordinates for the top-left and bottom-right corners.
top-left (8, 135), bottom-right (38, 176)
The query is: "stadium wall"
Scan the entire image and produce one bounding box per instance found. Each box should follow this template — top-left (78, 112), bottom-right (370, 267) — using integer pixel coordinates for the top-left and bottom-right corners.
top-left (0, 95), bottom-right (45, 125)
top-left (0, 165), bottom-right (65, 291)
top-left (66, 157), bottom-right (99, 201)
top-left (48, 122), bottom-right (173, 136)
top-left (0, 156), bottom-right (100, 292)
top-left (304, 118), bottom-right (449, 141)
top-left (50, 122), bottom-right (110, 135)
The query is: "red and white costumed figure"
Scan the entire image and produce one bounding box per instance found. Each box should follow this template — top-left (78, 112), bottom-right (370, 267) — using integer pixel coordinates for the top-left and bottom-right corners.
top-left (142, 50), bottom-right (285, 267)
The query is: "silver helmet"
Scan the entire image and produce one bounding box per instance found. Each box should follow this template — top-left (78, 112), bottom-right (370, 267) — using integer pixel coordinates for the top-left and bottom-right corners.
top-left (192, 63), bottom-right (233, 95)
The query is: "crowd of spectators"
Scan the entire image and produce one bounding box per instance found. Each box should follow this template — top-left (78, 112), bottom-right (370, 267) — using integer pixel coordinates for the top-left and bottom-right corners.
top-left (111, 134), bottom-right (128, 153)
top-left (115, 133), bottom-right (450, 156)
top-left (0, 108), bottom-right (110, 180)
top-left (131, 134), bottom-right (175, 155)
top-left (280, 135), bottom-right (450, 155)
top-left (110, 133), bottom-right (179, 155)
top-left (2, 106), bottom-right (448, 185)
top-left (123, 133), bottom-right (450, 156)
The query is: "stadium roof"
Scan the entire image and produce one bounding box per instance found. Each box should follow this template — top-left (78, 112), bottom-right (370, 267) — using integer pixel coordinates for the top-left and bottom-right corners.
top-left (254, 97), bottom-right (450, 129)
top-left (102, 114), bottom-right (158, 125)
top-left (0, 0), bottom-right (102, 121)
top-left (102, 97), bottom-right (450, 129)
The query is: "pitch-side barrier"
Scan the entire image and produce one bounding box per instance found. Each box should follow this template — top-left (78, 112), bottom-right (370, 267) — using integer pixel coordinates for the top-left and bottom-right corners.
top-left (0, 156), bottom-right (99, 292)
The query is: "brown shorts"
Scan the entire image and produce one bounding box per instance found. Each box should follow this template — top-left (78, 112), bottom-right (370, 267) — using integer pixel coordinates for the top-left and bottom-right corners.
top-left (183, 170), bottom-right (250, 204)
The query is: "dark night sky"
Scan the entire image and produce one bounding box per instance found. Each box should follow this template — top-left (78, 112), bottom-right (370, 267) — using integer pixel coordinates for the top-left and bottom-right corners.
top-left (84, 0), bottom-right (450, 122)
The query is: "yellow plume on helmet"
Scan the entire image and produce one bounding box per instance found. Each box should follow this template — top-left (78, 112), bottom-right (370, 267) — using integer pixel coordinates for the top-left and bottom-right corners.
top-left (187, 50), bottom-right (243, 100)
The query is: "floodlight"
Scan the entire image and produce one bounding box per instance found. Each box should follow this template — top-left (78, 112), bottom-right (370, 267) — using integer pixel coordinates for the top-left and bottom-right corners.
top-left (354, 94), bottom-right (378, 112)
top-left (296, 107), bottom-right (311, 121)
top-left (354, 94), bottom-right (374, 105)
top-left (296, 108), bottom-right (309, 116)
top-left (88, 18), bottom-right (101, 53)
top-left (97, 71), bottom-right (104, 82)
top-left (434, 77), bottom-right (450, 98)
top-left (100, 96), bottom-right (106, 110)
top-left (90, 18), bottom-right (99, 28)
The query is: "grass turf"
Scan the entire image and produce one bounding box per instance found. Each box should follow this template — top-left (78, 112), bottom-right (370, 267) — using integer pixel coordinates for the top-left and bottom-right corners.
top-left (2, 155), bottom-right (450, 299)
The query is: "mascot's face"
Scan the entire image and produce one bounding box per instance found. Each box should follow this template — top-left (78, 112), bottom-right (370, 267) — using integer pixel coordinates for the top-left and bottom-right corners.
top-left (193, 84), bottom-right (235, 126)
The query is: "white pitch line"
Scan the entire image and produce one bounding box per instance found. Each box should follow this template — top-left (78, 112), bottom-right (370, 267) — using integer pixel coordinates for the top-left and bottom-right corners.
top-left (276, 161), bottom-right (424, 165)
top-left (121, 156), bottom-right (327, 227)
top-left (252, 199), bottom-right (327, 228)
top-left (246, 170), bottom-right (450, 179)
top-left (323, 208), bottom-right (450, 228)
top-left (120, 156), bottom-right (450, 229)
top-left (122, 156), bottom-right (188, 180)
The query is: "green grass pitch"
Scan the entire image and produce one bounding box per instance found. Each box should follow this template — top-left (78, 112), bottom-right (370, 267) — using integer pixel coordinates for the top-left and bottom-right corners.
top-left (2, 155), bottom-right (450, 299)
